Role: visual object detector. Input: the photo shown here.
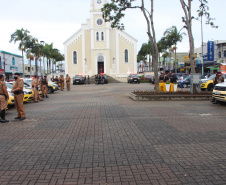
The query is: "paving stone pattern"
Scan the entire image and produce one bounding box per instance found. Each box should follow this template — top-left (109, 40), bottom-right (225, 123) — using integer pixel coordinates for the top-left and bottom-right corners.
top-left (0, 83), bottom-right (226, 185)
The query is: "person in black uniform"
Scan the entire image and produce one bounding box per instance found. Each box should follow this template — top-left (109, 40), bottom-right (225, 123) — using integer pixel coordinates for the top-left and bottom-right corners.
top-left (170, 73), bottom-right (177, 83)
top-left (159, 73), bottom-right (164, 82)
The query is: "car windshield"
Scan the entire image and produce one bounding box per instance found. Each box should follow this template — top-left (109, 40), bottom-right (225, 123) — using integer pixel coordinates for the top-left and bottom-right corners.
top-left (75, 75), bottom-right (83, 79)
top-left (6, 83), bottom-right (13, 89)
top-left (207, 74), bottom-right (216, 80)
top-left (131, 75), bottom-right (138, 78)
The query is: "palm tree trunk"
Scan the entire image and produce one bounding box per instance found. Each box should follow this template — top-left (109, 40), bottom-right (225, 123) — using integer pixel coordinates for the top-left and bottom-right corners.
top-left (175, 45), bottom-right (177, 73)
top-left (30, 58), bottom-right (31, 78)
top-left (22, 50), bottom-right (24, 78)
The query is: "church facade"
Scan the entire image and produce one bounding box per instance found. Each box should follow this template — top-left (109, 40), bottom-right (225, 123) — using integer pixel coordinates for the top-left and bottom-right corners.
top-left (64, 0), bottom-right (137, 79)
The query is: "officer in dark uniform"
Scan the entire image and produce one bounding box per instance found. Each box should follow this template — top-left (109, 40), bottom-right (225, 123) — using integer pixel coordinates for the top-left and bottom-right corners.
top-left (11, 73), bottom-right (26, 120)
top-left (0, 74), bottom-right (9, 122)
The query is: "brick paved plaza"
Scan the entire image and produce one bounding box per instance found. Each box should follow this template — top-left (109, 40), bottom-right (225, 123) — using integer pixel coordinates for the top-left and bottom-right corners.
top-left (0, 83), bottom-right (226, 185)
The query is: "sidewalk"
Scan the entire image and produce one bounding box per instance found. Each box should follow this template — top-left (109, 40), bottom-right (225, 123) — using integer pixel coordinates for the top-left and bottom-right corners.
top-left (0, 83), bottom-right (226, 184)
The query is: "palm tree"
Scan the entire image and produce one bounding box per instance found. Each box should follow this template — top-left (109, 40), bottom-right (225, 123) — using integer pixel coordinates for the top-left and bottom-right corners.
top-left (137, 42), bottom-right (153, 72)
top-left (164, 26), bottom-right (186, 72)
top-left (42, 43), bottom-right (54, 74)
top-left (162, 51), bottom-right (169, 73)
top-left (9, 28), bottom-right (32, 77)
top-left (26, 37), bottom-right (38, 77)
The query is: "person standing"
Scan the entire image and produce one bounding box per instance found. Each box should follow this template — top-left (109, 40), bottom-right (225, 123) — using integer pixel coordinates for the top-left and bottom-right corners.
top-left (179, 74), bottom-right (184, 90)
top-left (0, 75), bottom-right (9, 122)
top-left (87, 75), bottom-right (90, 84)
top-left (32, 75), bottom-right (43, 102)
top-left (59, 75), bottom-right (64, 91)
top-left (66, 74), bottom-right (71, 91)
top-left (62, 75), bottom-right (65, 89)
top-left (213, 72), bottom-right (219, 87)
top-left (54, 76), bottom-right (59, 86)
top-left (41, 76), bottom-right (49, 98)
top-left (11, 73), bottom-right (26, 120)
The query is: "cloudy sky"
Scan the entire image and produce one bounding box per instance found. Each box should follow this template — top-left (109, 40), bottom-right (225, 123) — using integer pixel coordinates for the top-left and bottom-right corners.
top-left (0, 0), bottom-right (225, 60)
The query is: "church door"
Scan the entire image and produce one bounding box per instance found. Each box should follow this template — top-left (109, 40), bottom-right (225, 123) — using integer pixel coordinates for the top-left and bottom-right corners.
top-left (97, 55), bottom-right (104, 74)
top-left (98, 62), bottom-right (104, 74)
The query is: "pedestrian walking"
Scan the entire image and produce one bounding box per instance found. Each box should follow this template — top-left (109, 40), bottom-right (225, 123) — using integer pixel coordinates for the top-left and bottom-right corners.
top-left (0, 75), bottom-right (9, 123)
top-left (11, 73), bottom-right (26, 120)
top-left (66, 74), bottom-right (71, 91)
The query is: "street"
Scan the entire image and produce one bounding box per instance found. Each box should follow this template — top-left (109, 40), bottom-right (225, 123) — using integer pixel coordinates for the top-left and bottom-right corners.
top-left (0, 83), bottom-right (226, 185)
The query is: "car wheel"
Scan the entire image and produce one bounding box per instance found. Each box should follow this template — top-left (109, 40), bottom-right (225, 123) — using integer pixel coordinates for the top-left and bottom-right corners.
top-left (207, 84), bottom-right (213, 91)
top-left (48, 87), bottom-right (53, 94)
top-left (183, 84), bottom-right (188, 88)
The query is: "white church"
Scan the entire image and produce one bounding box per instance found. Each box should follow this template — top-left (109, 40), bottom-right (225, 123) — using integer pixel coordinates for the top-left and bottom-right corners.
top-left (64, 0), bottom-right (137, 79)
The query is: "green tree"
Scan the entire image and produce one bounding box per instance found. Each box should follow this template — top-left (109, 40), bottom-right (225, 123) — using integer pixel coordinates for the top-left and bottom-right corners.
top-left (180, 0), bottom-right (217, 93)
top-left (137, 42), bottom-right (153, 72)
top-left (164, 26), bottom-right (186, 72)
top-left (9, 28), bottom-right (31, 77)
top-left (102, 0), bottom-right (160, 90)
top-left (42, 43), bottom-right (54, 74)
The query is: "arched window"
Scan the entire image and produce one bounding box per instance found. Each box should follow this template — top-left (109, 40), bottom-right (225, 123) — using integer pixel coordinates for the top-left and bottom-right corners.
top-left (124, 49), bottom-right (128, 63)
top-left (96, 32), bottom-right (99, 41)
top-left (73, 51), bottom-right (77, 64)
top-left (101, 32), bottom-right (104, 41)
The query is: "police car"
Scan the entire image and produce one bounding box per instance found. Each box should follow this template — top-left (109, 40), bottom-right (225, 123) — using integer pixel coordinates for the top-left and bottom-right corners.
top-left (127, 74), bottom-right (140, 84)
top-left (212, 81), bottom-right (226, 104)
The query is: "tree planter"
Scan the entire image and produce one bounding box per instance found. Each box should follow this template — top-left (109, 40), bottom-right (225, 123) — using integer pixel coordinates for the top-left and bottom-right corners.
top-left (129, 91), bottom-right (212, 101)
top-left (173, 84), bottom-right (178, 92)
top-left (165, 84), bottom-right (170, 92)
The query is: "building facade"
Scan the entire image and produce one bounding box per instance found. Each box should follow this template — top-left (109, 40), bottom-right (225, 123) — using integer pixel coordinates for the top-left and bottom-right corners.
top-left (64, 0), bottom-right (137, 79)
top-left (0, 50), bottom-right (23, 79)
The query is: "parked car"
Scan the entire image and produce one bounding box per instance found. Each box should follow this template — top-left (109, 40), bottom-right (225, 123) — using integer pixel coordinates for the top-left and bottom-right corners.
top-left (5, 83), bottom-right (33, 102)
top-left (212, 81), bottom-right (226, 104)
top-left (73, 75), bottom-right (85, 85)
top-left (127, 74), bottom-right (140, 84)
top-left (201, 74), bottom-right (216, 91)
top-left (181, 76), bottom-right (191, 88)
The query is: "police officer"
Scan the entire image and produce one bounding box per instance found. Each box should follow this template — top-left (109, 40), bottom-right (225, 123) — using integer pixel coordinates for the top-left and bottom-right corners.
top-left (11, 73), bottom-right (26, 120)
top-left (0, 75), bottom-right (9, 122)
top-left (41, 76), bottom-right (49, 98)
top-left (59, 75), bottom-right (64, 91)
top-left (66, 74), bottom-right (71, 91)
top-left (62, 75), bottom-right (65, 89)
top-left (54, 76), bottom-right (59, 86)
top-left (32, 75), bottom-right (43, 102)
top-left (87, 75), bottom-right (90, 84)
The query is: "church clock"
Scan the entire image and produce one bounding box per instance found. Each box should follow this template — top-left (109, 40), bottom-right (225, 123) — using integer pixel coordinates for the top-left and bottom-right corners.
top-left (97, 0), bottom-right (102, 4)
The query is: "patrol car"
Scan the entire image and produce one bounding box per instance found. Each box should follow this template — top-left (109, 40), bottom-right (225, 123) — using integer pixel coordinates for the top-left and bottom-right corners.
top-left (73, 75), bottom-right (85, 85)
top-left (127, 74), bottom-right (140, 84)
top-left (212, 82), bottom-right (226, 104)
